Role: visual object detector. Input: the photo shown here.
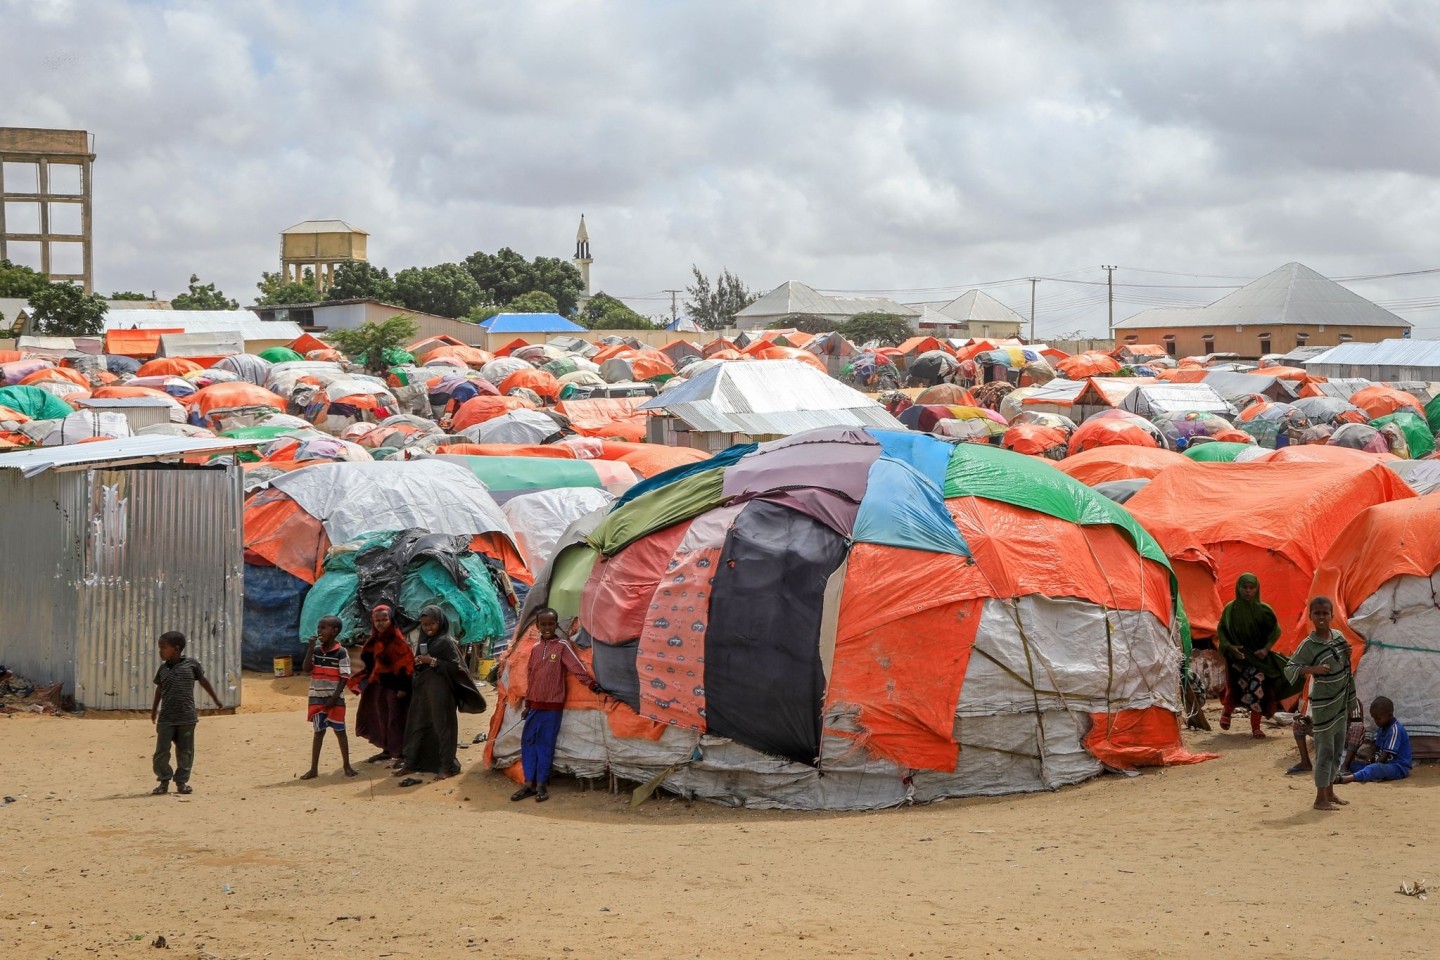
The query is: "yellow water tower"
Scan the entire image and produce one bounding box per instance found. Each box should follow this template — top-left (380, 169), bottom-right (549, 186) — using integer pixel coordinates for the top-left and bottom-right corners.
top-left (280, 219), bottom-right (368, 294)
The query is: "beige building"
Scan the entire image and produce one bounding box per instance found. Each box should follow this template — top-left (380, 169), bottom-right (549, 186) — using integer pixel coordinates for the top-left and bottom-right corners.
top-left (1115, 262), bottom-right (1411, 360)
top-left (913, 289), bottom-right (1026, 340)
top-left (279, 220), bottom-right (368, 292)
top-left (252, 298), bottom-right (486, 346)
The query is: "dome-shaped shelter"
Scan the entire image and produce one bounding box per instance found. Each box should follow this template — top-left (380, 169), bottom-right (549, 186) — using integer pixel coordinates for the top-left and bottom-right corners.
top-left (489, 428), bottom-right (1203, 810)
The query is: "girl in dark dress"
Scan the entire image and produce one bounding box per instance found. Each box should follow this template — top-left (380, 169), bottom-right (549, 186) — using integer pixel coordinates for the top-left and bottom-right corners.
top-left (353, 605), bottom-right (414, 764)
top-left (395, 605), bottom-right (486, 783)
top-left (1216, 574), bottom-right (1302, 737)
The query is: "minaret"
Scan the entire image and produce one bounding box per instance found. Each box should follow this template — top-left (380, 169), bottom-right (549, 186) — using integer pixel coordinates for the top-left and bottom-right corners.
top-left (573, 214), bottom-right (593, 306)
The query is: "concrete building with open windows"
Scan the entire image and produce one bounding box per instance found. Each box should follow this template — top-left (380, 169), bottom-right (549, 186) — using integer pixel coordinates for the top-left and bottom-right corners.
top-left (1114, 262), bottom-right (1410, 360)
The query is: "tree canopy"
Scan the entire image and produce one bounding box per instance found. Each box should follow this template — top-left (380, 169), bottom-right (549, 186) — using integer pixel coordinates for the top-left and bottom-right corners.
top-left (325, 261), bottom-right (398, 303)
top-left (255, 269), bottom-right (321, 306)
top-left (767, 314), bottom-right (834, 334)
top-left (685, 266), bottom-right (758, 330)
top-left (172, 274), bottom-right (239, 310)
top-left (107, 290), bottom-right (152, 301)
top-left (577, 292), bottom-right (653, 330)
top-left (464, 247), bottom-right (584, 316)
top-left (840, 312), bottom-right (914, 347)
top-left (393, 263), bottom-right (484, 319)
top-left (322, 314), bottom-right (418, 375)
top-left (0, 259), bottom-right (49, 299)
top-left (504, 290), bottom-right (559, 314)
top-left (29, 282), bottom-right (108, 337)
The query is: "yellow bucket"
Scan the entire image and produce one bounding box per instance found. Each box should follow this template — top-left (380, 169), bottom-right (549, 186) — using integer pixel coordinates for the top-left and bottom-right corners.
top-left (273, 656), bottom-right (293, 678)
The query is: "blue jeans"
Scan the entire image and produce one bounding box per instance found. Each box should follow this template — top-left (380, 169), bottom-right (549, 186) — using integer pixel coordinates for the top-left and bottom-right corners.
top-left (520, 708), bottom-right (563, 785)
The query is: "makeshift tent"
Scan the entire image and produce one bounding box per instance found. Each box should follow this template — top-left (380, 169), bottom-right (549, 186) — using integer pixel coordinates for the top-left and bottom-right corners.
top-left (915, 383), bottom-right (977, 406)
top-left (1370, 410), bottom-right (1434, 458)
top-left (1329, 422), bottom-right (1391, 454)
top-left (1124, 460), bottom-right (1415, 645)
top-left (1307, 494), bottom-right (1440, 757)
top-left (1149, 411), bottom-right (1234, 446)
top-left (1388, 459), bottom-right (1440, 495)
top-left (258, 346), bottom-right (304, 364)
top-left (1291, 396), bottom-right (1368, 426)
top-left (599, 353), bottom-right (677, 383)
top-left (1120, 383), bottom-right (1235, 419)
top-left (212, 353), bottom-right (271, 385)
top-left (1182, 441), bottom-right (1253, 463)
top-left (437, 454), bottom-right (637, 504)
top-left (1068, 413), bottom-right (1164, 454)
top-left (186, 382), bottom-right (286, 429)
top-left (1350, 385), bottom-right (1424, 420)
top-left (489, 427), bottom-right (1206, 810)
top-left (1001, 424), bottom-right (1068, 459)
top-left (502, 487), bottom-right (616, 572)
top-left (450, 394), bottom-right (537, 431)
top-left (461, 409), bottom-right (565, 445)
top-left (0, 385), bottom-right (81, 421)
top-left (499, 367), bottom-right (561, 401)
top-left (1056, 353), bottom-right (1121, 379)
top-left (1057, 446), bottom-right (1190, 486)
top-left (1235, 401), bottom-right (1310, 448)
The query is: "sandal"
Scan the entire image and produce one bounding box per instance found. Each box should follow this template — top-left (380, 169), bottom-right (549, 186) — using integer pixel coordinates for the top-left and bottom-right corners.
top-left (1286, 762), bottom-right (1312, 776)
top-left (397, 777), bottom-right (423, 788)
top-left (151, 783), bottom-right (169, 795)
top-left (176, 784), bottom-right (193, 795)
top-left (510, 785), bottom-right (536, 802)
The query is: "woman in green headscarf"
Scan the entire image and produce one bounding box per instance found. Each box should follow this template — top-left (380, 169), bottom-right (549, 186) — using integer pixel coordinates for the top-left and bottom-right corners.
top-left (1216, 573), bottom-right (1302, 737)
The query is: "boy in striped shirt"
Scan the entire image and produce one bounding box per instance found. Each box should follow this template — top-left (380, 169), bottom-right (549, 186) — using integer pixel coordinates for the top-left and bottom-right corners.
top-left (302, 617), bottom-right (357, 779)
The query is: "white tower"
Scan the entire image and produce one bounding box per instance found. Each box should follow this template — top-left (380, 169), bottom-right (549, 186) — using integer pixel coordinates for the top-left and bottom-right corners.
top-left (573, 214), bottom-right (593, 305)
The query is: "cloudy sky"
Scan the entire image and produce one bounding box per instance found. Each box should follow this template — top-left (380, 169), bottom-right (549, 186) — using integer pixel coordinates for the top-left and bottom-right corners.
top-left (4, 0), bottom-right (1439, 336)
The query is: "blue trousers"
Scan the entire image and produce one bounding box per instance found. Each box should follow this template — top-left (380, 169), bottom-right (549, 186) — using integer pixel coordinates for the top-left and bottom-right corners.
top-left (521, 708), bottom-right (563, 785)
top-left (1351, 761), bottom-right (1409, 782)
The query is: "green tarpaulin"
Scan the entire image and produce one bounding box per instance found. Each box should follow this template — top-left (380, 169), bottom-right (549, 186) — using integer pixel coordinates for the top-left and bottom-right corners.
top-left (446, 455), bottom-right (603, 495)
top-left (259, 347), bottom-right (304, 363)
top-left (1371, 410), bottom-right (1435, 459)
top-left (0, 385), bottom-right (73, 421)
top-left (1182, 441), bottom-right (1253, 462)
top-left (587, 467), bottom-right (726, 556)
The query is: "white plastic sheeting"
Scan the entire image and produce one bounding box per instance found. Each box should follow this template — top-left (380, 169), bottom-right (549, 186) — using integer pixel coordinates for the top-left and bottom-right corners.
top-left (502, 487), bottom-right (615, 572)
top-left (492, 595), bottom-right (1179, 810)
top-left (269, 460), bottom-right (516, 549)
top-left (462, 409), bottom-right (563, 445)
top-left (43, 410), bottom-right (133, 446)
top-left (1350, 571), bottom-right (1440, 742)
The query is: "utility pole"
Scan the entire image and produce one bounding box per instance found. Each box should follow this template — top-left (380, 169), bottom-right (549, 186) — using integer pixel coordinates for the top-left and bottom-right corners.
top-left (1028, 278), bottom-right (1038, 341)
top-left (663, 289), bottom-right (681, 324)
top-left (1102, 265), bottom-right (1117, 341)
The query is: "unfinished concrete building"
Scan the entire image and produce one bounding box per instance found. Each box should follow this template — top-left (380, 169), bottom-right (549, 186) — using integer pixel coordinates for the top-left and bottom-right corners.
top-left (0, 127), bottom-right (96, 292)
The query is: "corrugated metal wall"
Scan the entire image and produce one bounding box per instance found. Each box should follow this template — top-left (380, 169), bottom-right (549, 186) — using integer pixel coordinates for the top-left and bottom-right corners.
top-left (72, 466), bottom-right (243, 710)
top-left (0, 470), bottom-right (82, 688)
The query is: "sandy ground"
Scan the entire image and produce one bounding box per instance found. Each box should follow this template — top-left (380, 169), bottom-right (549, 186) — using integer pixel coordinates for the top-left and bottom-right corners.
top-left (1, 673), bottom-right (1437, 960)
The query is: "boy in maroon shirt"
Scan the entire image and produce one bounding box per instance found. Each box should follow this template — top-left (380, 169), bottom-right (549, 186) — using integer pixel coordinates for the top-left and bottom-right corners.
top-left (512, 608), bottom-right (603, 802)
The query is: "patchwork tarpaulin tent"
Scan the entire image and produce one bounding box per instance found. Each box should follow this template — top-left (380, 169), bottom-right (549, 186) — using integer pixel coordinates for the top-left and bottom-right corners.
top-left (489, 427), bottom-right (1207, 810)
top-left (1124, 460), bottom-right (1416, 645)
top-left (1308, 493), bottom-right (1440, 758)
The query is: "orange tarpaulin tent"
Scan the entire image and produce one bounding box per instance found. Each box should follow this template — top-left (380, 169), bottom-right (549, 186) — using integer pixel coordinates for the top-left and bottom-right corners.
top-left (137, 357), bottom-right (203, 378)
top-left (498, 367), bottom-right (561, 401)
top-left (1057, 446), bottom-right (1189, 485)
top-left (450, 395), bottom-right (537, 431)
top-left (1124, 460), bottom-right (1416, 644)
top-left (287, 332), bottom-right (331, 356)
top-left (1349, 385), bottom-right (1425, 419)
top-left (105, 328), bottom-right (183, 359)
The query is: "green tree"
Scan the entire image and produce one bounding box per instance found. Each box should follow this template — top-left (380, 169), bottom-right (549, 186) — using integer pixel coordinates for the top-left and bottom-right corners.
top-left (577, 292), bottom-right (653, 330)
top-left (255, 269), bottom-right (321, 306)
top-left (393, 263), bottom-right (484, 318)
top-left (685, 266), bottom-right (758, 330)
top-left (767, 314), bottom-right (834, 335)
top-left (504, 290), bottom-right (559, 314)
top-left (465, 303), bottom-right (502, 325)
top-left (107, 290), bottom-right (151, 301)
top-left (28, 282), bottom-right (108, 337)
top-left (172, 274), bottom-right (239, 310)
top-left (322, 314), bottom-right (419, 375)
top-left (840, 312), bottom-right (914, 347)
top-left (325, 261), bottom-right (398, 303)
top-left (463, 247), bottom-right (584, 316)
top-left (0, 259), bottom-right (49, 298)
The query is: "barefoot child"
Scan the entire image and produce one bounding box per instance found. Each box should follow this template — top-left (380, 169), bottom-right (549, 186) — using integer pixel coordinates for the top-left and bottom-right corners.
top-left (1285, 597), bottom-right (1357, 811)
top-left (151, 631), bottom-right (223, 795)
top-left (302, 617), bottom-right (358, 780)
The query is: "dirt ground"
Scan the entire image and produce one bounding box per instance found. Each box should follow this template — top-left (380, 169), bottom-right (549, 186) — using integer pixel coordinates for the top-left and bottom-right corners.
top-left (1, 673), bottom-right (1436, 960)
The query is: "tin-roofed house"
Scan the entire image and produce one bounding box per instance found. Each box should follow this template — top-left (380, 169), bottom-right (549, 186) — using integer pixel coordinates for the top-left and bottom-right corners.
top-left (638, 359), bottom-right (902, 451)
top-left (0, 438), bottom-right (248, 711)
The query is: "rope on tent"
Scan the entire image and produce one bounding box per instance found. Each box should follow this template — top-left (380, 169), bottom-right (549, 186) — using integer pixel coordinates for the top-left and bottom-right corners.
top-left (1009, 599), bottom-right (1051, 786)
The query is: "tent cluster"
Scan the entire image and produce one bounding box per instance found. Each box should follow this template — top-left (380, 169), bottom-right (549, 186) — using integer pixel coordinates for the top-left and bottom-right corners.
top-left (488, 426), bottom-right (1207, 810)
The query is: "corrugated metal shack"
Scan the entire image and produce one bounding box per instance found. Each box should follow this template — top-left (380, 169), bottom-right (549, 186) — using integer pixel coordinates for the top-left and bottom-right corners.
top-left (639, 359), bottom-right (902, 451)
top-left (0, 438), bottom-right (249, 711)
top-left (1306, 340), bottom-right (1440, 381)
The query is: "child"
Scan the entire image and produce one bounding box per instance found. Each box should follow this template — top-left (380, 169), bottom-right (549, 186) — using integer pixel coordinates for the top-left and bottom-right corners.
top-left (1284, 597), bottom-right (1357, 811)
top-left (301, 616), bottom-right (358, 780)
top-left (150, 631), bottom-right (223, 795)
top-left (511, 608), bottom-right (604, 803)
top-left (1339, 696), bottom-right (1412, 784)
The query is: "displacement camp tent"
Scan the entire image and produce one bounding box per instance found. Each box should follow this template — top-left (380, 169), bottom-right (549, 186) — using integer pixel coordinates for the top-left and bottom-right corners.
top-left (489, 427), bottom-right (1207, 810)
top-left (1123, 460), bottom-right (1416, 646)
top-left (1057, 446), bottom-right (1190, 486)
top-left (1308, 493), bottom-right (1440, 757)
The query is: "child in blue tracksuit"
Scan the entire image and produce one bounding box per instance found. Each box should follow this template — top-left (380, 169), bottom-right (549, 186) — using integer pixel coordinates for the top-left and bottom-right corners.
top-left (1339, 696), bottom-right (1412, 784)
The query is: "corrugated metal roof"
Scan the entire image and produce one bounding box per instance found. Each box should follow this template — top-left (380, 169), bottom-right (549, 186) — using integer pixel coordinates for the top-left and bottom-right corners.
top-left (1304, 339), bottom-right (1440, 368)
top-left (282, 219), bottom-right (367, 234)
top-left (0, 437), bottom-right (252, 478)
top-left (158, 331), bottom-right (243, 357)
top-left (481, 313), bottom-right (586, 334)
top-left (104, 309), bottom-right (302, 342)
top-left (1117, 262), bottom-right (1411, 330)
top-left (933, 289), bottom-right (1027, 325)
top-left (638, 360), bottom-right (901, 434)
top-left (734, 281), bottom-right (919, 328)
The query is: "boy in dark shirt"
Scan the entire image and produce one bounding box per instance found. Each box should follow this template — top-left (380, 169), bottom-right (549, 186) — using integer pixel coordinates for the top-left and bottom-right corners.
top-left (150, 631), bottom-right (222, 795)
top-left (301, 617), bottom-right (357, 780)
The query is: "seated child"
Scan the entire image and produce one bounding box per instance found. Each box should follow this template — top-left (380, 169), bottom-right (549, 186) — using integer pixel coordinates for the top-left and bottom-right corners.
top-left (1339, 696), bottom-right (1411, 784)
